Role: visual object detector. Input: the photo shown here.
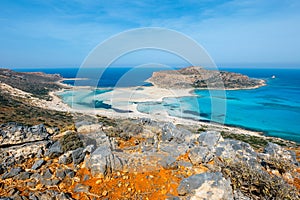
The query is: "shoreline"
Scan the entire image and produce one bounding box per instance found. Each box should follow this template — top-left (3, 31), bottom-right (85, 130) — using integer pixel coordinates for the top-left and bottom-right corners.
top-left (2, 76), bottom-right (295, 143)
top-left (48, 83), bottom-right (268, 138)
top-left (147, 81), bottom-right (267, 91)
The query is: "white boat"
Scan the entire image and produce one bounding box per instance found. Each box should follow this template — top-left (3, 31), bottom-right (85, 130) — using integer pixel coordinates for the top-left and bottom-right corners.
top-left (271, 75), bottom-right (276, 79)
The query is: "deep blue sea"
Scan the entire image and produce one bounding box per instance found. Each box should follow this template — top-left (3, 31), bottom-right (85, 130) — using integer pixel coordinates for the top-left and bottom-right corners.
top-left (15, 67), bottom-right (300, 143)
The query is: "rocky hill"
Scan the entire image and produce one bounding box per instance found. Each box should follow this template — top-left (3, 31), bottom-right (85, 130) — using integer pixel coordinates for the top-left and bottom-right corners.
top-left (0, 68), bottom-right (78, 128)
top-left (0, 68), bottom-right (63, 100)
top-left (147, 66), bottom-right (266, 89)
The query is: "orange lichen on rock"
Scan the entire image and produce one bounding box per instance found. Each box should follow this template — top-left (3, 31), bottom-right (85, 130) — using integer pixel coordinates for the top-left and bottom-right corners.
top-left (117, 137), bottom-right (145, 150)
top-left (69, 163), bottom-right (208, 200)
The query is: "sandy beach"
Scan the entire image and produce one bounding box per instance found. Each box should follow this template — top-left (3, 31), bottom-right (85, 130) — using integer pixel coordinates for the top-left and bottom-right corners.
top-left (41, 82), bottom-right (267, 138)
top-left (0, 77), bottom-right (266, 138)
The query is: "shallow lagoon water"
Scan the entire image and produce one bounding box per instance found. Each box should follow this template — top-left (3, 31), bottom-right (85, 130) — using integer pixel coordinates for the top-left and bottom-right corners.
top-left (16, 67), bottom-right (300, 143)
top-left (138, 69), bottom-right (300, 142)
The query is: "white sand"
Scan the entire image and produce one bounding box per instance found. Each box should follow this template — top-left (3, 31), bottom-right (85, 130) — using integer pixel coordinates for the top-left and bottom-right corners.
top-left (43, 85), bottom-right (264, 137)
top-left (0, 79), bottom-right (266, 138)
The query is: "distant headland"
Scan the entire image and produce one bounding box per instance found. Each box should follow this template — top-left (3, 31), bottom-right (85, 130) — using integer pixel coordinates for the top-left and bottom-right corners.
top-left (147, 66), bottom-right (266, 90)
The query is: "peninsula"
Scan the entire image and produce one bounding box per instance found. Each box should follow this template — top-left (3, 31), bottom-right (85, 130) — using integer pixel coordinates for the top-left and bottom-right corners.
top-left (147, 66), bottom-right (266, 89)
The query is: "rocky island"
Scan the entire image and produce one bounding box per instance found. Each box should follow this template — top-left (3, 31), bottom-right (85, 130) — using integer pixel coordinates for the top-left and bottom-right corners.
top-left (147, 66), bottom-right (266, 89)
top-left (0, 69), bottom-right (299, 200)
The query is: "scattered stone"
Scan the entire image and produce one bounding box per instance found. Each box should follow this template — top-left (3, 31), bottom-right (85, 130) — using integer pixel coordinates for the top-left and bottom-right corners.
top-left (215, 139), bottom-right (257, 163)
top-left (31, 159), bottom-right (45, 170)
top-left (45, 141), bottom-right (63, 158)
top-left (40, 179), bottom-right (52, 186)
top-left (264, 142), bottom-right (297, 162)
top-left (72, 148), bottom-right (85, 165)
top-left (55, 168), bottom-right (66, 179)
top-left (177, 172), bottom-right (233, 200)
top-left (83, 145), bottom-right (95, 154)
top-left (8, 188), bottom-right (18, 196)
top-left (0, 117), bottom-right (299, 199)
top-left (85, 146), bottom-right (124, 177)
top-left (177, 161), bottom-right (193, 168)
top-left (36, 148), bottom-right (44, 158)
top-left (188, 146), bottom-right (213, 165)
top-left (159, 156), bottom-right (178, 169)
top-left (64, 169), bottom-right (75, 178)
top-left (30, 173), bottom-right (41, 181)
top-left (233, 190), bottom-right (251, 200)
top-left (39, 178), bottom-right (60, 187)
top-left (57, 192), bottom-right (74, 200)
top-left (159, 142), bottom-right (189, 158)
top-left (58, 151), bottom-right (73, 165)
top-left (161, 123), bottom-right (192, 144)
top-left (2, 167), bottom-right (23, 179)
top-left (17, 172), bottom-right (32, 180)
top-left (102, 190), bottom-right (108, 196)
top-left (27, 180), bottom-right (37, 188)
top-left (11, 194), bottom-right (23, 200)
top-left (165, 196), bottom-right (180, 200)
top-left (83, 175), bottom-right (90, 181)
top-left (198, 131), bottom-right (222, 148)
top-left (28, 193), bottom-right (38, 200)
top-left (52, 179), bottom-right (61, 185)
top-left (0, 123), bottom-right (49, 147)
top-left (0, 165), bottom-right (4, 175)
top-left (73, 184), bottom-right (91, 193)
top-left (42, 169), bottom-right (53, 179)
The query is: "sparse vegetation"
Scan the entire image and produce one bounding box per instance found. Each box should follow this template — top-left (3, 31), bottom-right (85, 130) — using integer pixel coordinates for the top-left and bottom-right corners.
top-left (0, 89), bottom-right (74, 129)
top-left (97, 115), bottom-right (117, 127)
top-left (262, 156), bottom-right (295, 174)
top-left (60, 132), bottom-right (83, 152)
top-left (220, 131), bottom-right (296, 150)
top-left (218, 158), bottom-right (300, 199)
top-left (0, 68), bottom-right (63, 100)
top-left (197, 126), bottom-right (207, 132)
top-left (103, 119), bottom-right (144, 141)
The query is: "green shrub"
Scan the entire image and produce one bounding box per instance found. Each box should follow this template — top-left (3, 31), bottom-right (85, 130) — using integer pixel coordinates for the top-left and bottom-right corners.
top-left (218, 158), bottom-right (300, 199)
top-left (60, 132), bottom-right (83, 152)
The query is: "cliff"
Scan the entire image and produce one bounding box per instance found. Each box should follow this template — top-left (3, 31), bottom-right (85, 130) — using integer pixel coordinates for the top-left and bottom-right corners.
top-left (147, 66), bottom-right (266, 89)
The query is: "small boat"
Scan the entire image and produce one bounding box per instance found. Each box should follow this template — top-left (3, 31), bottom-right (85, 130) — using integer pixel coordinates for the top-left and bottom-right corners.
top-left (271, 75), bottom-right (276, 79)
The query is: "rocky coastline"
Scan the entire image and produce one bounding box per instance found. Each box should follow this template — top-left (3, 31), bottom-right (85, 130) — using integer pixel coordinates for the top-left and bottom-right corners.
top-left (0, 68), bottom-right (299, 199)
top-left (147, 66), bottom-right (266, 89)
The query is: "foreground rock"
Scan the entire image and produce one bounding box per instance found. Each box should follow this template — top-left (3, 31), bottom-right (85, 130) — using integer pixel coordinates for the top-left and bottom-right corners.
top-left (177, 172), bottom-right (233, 200)
top-left (147, 66), bottom-right (266, 89)
top-left (0, 123), bottom-right (50, 147)
top-left (0, 119), bottom-right (299, 199)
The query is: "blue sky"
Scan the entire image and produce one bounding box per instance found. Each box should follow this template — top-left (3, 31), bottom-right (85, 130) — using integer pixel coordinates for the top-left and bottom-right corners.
top-left (1, 0), bottom-right (300, 68)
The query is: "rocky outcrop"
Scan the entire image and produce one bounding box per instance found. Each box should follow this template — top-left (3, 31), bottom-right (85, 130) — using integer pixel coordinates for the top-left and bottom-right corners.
top-left (147, 66), bottom-right (265, 89)
top-left (0, 123), bottom-right (50, 147)
top-left (177, 172), bottom-right (233, 200)
top-left (85, 145), bottom-right (124, 177)
top-left (0, 119), bottom-right (299, 199)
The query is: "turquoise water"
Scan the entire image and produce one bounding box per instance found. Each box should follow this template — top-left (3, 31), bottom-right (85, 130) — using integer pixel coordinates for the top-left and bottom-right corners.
top-left (57, 89), bottom-right (112, 109)
top-left (138, 69), bottom-right (300, 142)
top-left (15, 67), bottom-right (300, 143)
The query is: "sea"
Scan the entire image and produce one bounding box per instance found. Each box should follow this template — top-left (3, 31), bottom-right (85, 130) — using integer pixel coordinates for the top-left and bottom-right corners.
top-left (15, 67), bottom-right (300, 143)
